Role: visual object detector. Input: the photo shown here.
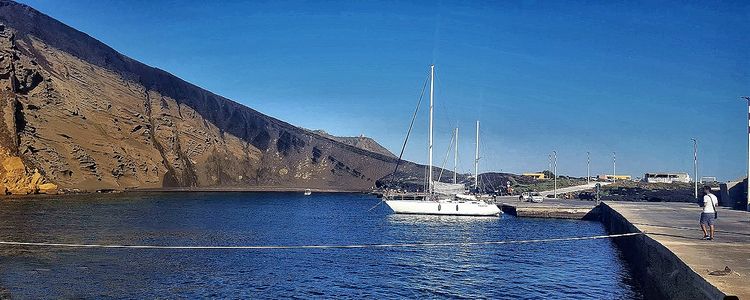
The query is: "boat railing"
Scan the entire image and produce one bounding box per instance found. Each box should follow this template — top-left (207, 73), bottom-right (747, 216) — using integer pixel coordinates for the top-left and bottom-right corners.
top-left (384, 191), bottom-right (430, 201)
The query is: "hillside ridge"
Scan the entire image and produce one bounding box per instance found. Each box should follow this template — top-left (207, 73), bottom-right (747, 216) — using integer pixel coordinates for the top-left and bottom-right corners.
top-left (0, 0), bottom-right (431, 194)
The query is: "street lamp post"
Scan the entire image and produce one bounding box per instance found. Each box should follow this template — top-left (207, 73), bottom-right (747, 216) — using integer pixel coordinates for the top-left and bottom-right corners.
top-left (612, 152), bottom-right (616, 183)
top-left (586, 151), bottom-right (590, 185)
top-left (548, 154), bottom-right (552, 179)
top-left (691, 138), bottom-right (698, 199)
top-left (553, 150), bottom-right (557, 199)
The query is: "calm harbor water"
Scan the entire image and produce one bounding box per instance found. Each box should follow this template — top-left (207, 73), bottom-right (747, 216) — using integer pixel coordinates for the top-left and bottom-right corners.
top-left (0, 192), bottom-right (642, 299)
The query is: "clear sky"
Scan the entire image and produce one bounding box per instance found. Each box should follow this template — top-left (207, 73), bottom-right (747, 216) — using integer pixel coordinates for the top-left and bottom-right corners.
top-left (19, 0), bottom-right (750, 181)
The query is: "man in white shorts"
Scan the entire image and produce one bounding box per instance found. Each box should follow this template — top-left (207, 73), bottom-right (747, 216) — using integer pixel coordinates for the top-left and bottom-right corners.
top-left (700, 186), bottom-right (718, 240)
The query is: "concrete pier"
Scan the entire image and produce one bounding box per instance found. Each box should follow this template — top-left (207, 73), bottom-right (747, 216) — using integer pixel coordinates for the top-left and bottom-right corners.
top-left (498, 198), bottom-right (599, 219)
top-left (500, 198), bottom-right (749, 299)
top-left (600, 202), bottom-right (748, 300)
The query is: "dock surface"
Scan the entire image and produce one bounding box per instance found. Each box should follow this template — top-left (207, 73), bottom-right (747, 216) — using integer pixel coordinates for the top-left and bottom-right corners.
top-left (605, 201), bottom-right (749, 299)
top-left (498, 197), bottom-right (598, 219)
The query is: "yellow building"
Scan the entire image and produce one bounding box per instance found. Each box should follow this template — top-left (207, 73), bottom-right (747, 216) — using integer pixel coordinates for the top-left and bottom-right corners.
top-left (523, 173), bottom-right (547, 180)
top-left (598, 174), bottom-right (631, 181)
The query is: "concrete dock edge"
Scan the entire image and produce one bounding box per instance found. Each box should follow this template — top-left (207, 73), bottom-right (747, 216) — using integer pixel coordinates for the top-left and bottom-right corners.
top-left (599, 202), bottom-right (730, 300)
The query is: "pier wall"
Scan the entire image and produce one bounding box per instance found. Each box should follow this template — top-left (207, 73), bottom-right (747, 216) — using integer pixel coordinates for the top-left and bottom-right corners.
top-left (497, 199), bottom-right (600, 220)
top-left (599, 202), bottom-right (727, 300)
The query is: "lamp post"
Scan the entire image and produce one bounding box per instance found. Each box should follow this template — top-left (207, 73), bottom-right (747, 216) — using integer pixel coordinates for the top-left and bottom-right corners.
top-left (612, 152), bottom-right (616, 183)
top-left (586, 151), bottom-right (590, 185)
top-left (553, 150), bottom-right (557, 199)
top-left (742, 96), bottom-right (750, 211)
top-left (691, 138), bottom-right (698, 199)
top-left (548, 154), bottom-right (552, 179)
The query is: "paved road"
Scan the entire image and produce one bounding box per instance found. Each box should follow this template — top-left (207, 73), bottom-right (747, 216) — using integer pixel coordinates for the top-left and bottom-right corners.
top-left (539, 182), bottom-right (611, 197)
top-left (495, 182), bottom-right (611, 203)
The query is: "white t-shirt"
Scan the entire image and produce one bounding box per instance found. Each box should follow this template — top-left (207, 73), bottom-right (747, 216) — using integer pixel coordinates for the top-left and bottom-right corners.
top-left (703, 194), bottom-right (718, 214)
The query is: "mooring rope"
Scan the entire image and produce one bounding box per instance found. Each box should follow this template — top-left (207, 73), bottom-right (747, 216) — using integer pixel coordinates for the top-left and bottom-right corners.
top-left (0, 232), bottom-right (642, 250)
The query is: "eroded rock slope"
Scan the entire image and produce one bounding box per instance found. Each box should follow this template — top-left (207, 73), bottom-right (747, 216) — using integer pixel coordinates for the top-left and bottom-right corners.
top-left (0, 0), bottom-right (426, 193)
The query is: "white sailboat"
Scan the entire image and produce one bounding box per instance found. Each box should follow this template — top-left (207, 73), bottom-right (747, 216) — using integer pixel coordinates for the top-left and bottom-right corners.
top-left (384, 65), bottom-right (500, 217)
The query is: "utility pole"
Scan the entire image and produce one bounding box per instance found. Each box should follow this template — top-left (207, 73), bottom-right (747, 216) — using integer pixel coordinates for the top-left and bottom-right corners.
top-left (586, 151), bottom-right (590, 185)
top-left (691, 138), bottom-right (698, 199)
top-left (553, 150), bottom-right (557, 199)
top-left (612, 152), bottom-right (616, 183)
top-left (743, 96), bottom-right (750, 211)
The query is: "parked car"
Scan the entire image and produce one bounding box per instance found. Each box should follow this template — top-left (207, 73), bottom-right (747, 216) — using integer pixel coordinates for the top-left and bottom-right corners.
top-left (519, 192), bottom-right (544, 203)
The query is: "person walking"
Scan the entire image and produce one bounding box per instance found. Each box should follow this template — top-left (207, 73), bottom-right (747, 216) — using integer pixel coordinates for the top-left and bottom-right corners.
top-left (700, 186), bottom-right (718, 240)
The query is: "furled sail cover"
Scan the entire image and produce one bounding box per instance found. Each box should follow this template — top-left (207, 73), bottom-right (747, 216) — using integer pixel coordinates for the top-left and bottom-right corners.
top-left (432, 181), bottom-right (466, 195)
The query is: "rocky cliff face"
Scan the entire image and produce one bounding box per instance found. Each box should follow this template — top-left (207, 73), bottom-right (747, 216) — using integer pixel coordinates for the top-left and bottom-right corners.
top-left (311, 130), bottom-right (397, 158)
top-left (0, 0), bottom-right (427, 193)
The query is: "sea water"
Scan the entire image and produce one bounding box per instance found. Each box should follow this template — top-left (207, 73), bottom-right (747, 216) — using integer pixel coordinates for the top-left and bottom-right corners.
top-left (0, 192), bottom-right (642, 299)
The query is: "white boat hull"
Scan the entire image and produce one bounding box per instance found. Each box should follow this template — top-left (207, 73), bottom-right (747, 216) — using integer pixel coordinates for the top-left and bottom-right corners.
top-left (384, 199), bottom-right (501, 216)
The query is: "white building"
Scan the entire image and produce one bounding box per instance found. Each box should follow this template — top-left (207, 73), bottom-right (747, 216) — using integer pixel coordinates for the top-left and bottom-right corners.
top-left (644, 172), bottom-right (690, 183)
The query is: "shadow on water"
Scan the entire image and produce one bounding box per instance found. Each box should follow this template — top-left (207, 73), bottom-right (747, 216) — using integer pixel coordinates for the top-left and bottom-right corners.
top-left (387, 214), bottom-right (500, 225)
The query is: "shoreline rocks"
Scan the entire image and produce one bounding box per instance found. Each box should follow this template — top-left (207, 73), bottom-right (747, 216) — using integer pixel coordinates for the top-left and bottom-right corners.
top-left (0, 152), bottom-right (58, 195)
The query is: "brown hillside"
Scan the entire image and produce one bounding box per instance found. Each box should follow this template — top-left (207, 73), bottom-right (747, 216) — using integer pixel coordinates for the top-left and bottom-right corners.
top-left (311, 130), bottom-right (396, 158)
top-left (0, 0), bottom-right (429, 193)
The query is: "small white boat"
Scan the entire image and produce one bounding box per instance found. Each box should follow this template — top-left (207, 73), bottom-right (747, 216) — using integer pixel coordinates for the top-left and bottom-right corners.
top-left (304, 189), bottom-right (312, 196)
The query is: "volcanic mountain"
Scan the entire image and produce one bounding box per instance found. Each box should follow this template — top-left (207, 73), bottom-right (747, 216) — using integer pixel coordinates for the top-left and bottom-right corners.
top-left (0, 0), bottom-right (431, 194)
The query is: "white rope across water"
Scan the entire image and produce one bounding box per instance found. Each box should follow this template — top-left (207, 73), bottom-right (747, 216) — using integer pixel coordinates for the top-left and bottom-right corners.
top-left (0, 232), bottom-right (643, 250)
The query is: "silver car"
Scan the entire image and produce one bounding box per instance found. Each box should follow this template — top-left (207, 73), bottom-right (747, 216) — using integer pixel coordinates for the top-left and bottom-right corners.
top-left (519, 192), bottom-right (544, 203)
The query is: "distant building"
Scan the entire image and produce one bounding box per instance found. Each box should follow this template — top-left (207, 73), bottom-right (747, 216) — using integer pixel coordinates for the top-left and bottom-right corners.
top-left (700, 176), bottom-right (717, 184)
top-left (597, 174), bottom-right (632, 181)
top-left (644, 172), bottom-right (690, 183)
top-left (523, 173), bottom-right (547, 180)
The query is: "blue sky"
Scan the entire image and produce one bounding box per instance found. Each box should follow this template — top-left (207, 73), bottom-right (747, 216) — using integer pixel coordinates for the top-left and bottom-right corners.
top-left (20, 0), bottom-right (749, 180)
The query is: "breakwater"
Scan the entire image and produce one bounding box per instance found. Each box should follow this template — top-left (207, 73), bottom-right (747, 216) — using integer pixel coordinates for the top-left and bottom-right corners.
top-left (498, 198), bottom-right (599, 220)
top-left (501, 199), bottom-right (747, 299)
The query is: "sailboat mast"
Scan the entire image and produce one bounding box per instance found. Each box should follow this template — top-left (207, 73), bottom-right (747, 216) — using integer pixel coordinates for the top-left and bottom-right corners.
top-left (454, 127), bottom-right (458, 184)
top-left (428, 65), bottom-right (434, 194)
top-left (475, 120), bottom-right (479, 189)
